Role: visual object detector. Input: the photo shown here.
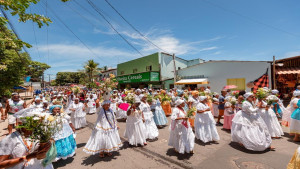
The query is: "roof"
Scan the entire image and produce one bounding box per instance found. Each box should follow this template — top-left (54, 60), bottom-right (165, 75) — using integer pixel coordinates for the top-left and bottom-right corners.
top-left (175, 78), bottom-right (209, 85)
top-left (276, 56), bottom-right (300, 63)
top-left (101, 68), bottom-right (116, 73)
top-left (178, 60), bottom-right (271, 70)
top-left (276, 67), bottom-right (300, 74)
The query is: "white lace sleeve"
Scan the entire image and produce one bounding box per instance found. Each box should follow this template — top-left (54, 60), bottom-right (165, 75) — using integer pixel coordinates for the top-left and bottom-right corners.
top-left (0, 134), bottom-right (15, 155)
top-left (171, 108), bottom-right (179, 120)
top-left (242, 101), bottom-right (258, 114)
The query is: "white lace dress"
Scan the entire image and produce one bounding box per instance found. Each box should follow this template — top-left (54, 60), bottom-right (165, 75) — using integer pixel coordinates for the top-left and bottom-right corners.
top-left (140, 102), bottom-right (159, 139)
top-left (195, 103), bottom-right (220, 143)
top-left (168, 107), bottom-right (195, 154)
top-left (124, 108), bottom-right (147, 146)
top-left (257, 101), bottom-right (283, 137)
top-left (231, 101), bottom-right (272, 151)
top-left (86, 98), bottom-right (96, 114)
top-left (69, 102), bottom-right (87, 129)
top-left (83, 108), bottom-right (122, 154)
top-left (0, 131), bottom-right (53, 169)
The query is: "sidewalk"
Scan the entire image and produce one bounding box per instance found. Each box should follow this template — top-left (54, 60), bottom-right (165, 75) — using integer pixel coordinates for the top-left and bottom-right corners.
top-left (0, 99), bottom-right (33, 140)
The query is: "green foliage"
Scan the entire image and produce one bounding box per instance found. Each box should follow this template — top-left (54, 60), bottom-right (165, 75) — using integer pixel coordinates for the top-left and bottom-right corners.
top-left (26, 61), bottom-right (51, 82)
top-left (84, 59), bottom-right (99, 83)
top-left (17, 115), bottom-right (62, 143)
top-left (55, 72), bottom-right (85, 86)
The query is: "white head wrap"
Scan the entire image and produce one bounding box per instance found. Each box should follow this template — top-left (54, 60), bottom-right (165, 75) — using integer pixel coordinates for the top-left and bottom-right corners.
top-left (139, 94), bottom-right (145, 100)
top-left (294, 91), bottom-right (300, 97)
top-left (271, 89), bottom-right (279, 95)
top-left (199, 96), bottom-right (207, 102)
top-left (175, 99), bottom-right (184, 106)
top-left (243, 92), bottom-right (253, 99)
top-left (134, 97), bottom-right (141, 103)
top-left (225, 96), bottom-right (231, 101)
top-left (102, 100), bottom-right (111, 105)
top-left (136, 89), bottom-right (141, 93)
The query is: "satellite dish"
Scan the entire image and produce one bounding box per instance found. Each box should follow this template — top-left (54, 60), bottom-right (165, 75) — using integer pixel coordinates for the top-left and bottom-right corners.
top-left (247, 81), bottom-right (254, 88)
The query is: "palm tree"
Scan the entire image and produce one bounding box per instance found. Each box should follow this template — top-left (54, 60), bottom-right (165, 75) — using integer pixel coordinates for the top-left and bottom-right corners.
top-left (84, 60), bottom-right (99, 83)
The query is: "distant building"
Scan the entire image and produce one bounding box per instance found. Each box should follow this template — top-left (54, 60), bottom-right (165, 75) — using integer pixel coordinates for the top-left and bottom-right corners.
top-left (275, 56), bottom-right (300, 99)
top-left (116, 52), bottom-right (203, 89)
top-left (99, 68), bottom-right (117, 79)
top-left (176, 60), bottom-right (272, 92)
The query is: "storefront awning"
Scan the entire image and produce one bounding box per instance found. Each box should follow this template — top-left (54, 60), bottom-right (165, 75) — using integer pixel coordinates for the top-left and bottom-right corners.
top-left (175, 78), bottom-right (209, 85)
top-left (276, 67), bottom-right (300, 74)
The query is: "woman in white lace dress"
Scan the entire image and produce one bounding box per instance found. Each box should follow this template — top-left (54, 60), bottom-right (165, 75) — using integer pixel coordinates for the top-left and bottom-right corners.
top-left (83, 100), bottom-right (122, 158)
top-left (69, 98), bottom-right (87, 129)
top-left (168, 99), bottom-right (195, 154)
top-left (231, 92), bottom-right (274, 151)
top-left (124, 97), bottom-right (147, 146)
top-left (195, 96), bottom-right (220, 143)
top-left (257, 96), bottom-right (283, 138)
top-left (140, 95), bottom-right (159, 140)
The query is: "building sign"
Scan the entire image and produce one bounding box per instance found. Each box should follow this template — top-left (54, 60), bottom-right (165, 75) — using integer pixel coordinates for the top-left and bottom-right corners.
top-left (117, 72), bottom-right (160, 84)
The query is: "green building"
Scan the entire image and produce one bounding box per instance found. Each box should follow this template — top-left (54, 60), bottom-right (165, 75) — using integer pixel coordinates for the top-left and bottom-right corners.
top-left (117, 52), bottom-right (203, 89)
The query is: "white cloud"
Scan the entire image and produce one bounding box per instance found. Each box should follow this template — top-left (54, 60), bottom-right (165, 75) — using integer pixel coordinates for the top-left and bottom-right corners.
top-left (283, 51), bottom-right (300, 59)
top-left (94, 26), bottom-right (221, 56)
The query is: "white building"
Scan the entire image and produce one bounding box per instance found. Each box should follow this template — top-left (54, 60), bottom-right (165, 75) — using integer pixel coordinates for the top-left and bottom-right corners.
top-left (99, 68), bottom-right (117, 79)
top-left (176, 60), bottom-right (272, 92)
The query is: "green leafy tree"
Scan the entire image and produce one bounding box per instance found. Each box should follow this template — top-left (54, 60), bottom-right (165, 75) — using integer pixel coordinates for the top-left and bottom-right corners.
top-left (26, 61), bottom-right (51, 82)
top-left (84, 60), bottom-right (99, 83)
top-left (55, 72), bottom-right (85, 86)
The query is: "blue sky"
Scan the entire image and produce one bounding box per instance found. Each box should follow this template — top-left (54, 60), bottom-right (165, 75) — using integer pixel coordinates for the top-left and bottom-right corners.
top-left (4, 0), bottom-right (300, 80)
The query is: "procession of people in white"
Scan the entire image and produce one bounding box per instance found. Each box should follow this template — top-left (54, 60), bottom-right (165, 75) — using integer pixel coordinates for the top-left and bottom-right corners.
top-left (0, 84), bottom-right (300, 168)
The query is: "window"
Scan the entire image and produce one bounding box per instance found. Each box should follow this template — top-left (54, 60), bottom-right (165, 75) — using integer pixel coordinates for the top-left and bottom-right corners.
top-left (133, 69), bottom-right (138, 73)
top-left (146, 65), bottom-right (152, 71)
top-left (178, 67), bottom-right (181, 70)
top-left (121, 71), bottom-right (124, 75)
top-left (227, 78), bottom-right (246, 90)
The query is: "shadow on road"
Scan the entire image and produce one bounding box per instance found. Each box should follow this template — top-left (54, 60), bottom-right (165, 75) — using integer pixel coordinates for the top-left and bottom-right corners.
top-left (195, 139), bottom-right (219, 146)
top-left (81, 152), bottom-right (121, 166)
top-left (229, 142), bottom-right (271, 154)
top-left (166, 148), bottom-right (193, 160)
top-left (77, 143), bottom-right (86, 149)
top-left (53, 157), bottom-right (75, 168)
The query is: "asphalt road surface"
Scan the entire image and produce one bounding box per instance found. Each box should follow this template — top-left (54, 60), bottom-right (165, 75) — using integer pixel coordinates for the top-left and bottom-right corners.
top-left (52, 113), bottom-right (298, 169)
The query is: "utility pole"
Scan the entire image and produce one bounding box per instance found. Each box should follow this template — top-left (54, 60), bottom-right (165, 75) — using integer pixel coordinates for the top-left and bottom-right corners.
top-left (47, 74), bottom-right (53, 84)
top-left (172, 53), bottom-right (177, 87)
top-left (273, 56), bottom-right (276, 89)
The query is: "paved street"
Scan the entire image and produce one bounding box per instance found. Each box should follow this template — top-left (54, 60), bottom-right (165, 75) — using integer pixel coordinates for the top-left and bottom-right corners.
top-left (46, 113), bottom-right (298, 169)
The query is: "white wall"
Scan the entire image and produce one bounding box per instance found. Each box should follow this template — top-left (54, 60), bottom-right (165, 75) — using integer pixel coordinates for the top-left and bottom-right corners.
top-left (177, 61), bottom-right (272, 93)
top-left (159, 53), bottom-right (188, 81)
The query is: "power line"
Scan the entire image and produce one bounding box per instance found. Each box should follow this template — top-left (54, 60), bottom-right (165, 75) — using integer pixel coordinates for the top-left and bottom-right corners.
top-left (86, 0), bottom-right (144, 56)
top-left (30, 7), bottom-right (41, 60)
top-left (40, 1), bottom-right (100, 60)
top-left (63, 2), bottom-right (98, 28)
top-left (46, 0), bottom-right (50, 64)
top-left (201, 0), bottom-right (299, 38)
top-left (104, 0), bottom-right (166, 52)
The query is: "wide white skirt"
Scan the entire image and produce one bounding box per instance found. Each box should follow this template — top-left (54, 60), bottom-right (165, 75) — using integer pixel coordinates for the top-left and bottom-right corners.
top-left (168, 121), bottom-right (195, 154)
top-left (124, 116), bottom-right (147, 146)
top-left (290, 119), bottom-right (300, 134)
top-left (194, 111), bottom-right (220, 143)
top-left (213, 104), bottom-right (219, 117)
top-left (116, 109), bottom-right (127, 119)
top-left (143, 112), bottom-right (159, 139)
top-left (258, 108), bottom-right (283, 137)
top-left (87, 107), bottom-right (96, 114)
top-left (83, 127), bottom-right (122, 154)
top-left (71, 117), bottom-right (87, 129)
top-left (231, 111), bottom-right (272, 151)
